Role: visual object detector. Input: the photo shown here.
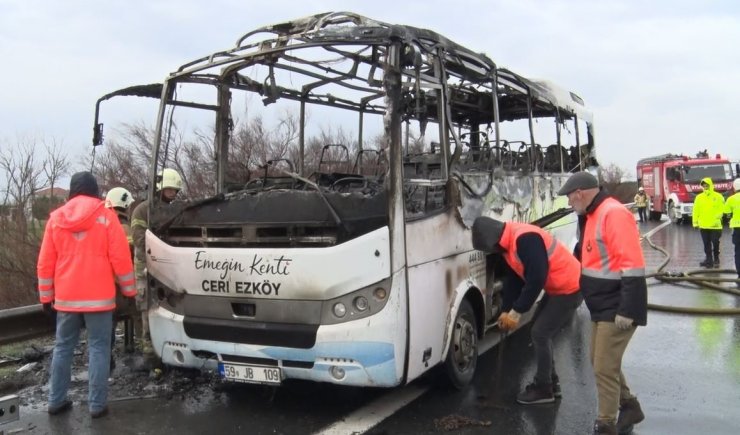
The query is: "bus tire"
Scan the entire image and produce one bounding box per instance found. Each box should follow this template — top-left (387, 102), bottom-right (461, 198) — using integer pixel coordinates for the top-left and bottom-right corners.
top-left (444, 299), bottom-right (478, 390)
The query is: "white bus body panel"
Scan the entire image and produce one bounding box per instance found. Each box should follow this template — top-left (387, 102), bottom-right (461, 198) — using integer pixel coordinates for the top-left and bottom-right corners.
top-left (146, 227), bottom-right (408, 387)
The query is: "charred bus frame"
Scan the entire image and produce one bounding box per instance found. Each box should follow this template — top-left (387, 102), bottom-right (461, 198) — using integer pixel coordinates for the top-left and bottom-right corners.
top-left (93, 12), bottom-right (596, 388)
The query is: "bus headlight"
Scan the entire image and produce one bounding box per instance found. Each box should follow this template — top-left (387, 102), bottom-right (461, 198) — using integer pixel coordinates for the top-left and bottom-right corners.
top-left (333, 303), bottom-right (347, 318)
top-left (320, 278), bottom-right (392, 325)
top-left (353, 296), bottom-right (369, 311)
top-left (373, 287), bottom-right (387, 300)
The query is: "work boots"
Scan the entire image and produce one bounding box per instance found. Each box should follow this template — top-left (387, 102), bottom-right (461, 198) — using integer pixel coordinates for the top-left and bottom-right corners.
top-left (712, 258), bottom-right (721, 269)
top-left (516, 381), bottom-right (555, 404)
top-left (551, 374), bottom-right (562, 399)
top-left (699, 258), bottom-right (712, 268)
top-left (593, 419), bottom-right (617, 435)
top-left (617, 397), bottom-right (645, 434)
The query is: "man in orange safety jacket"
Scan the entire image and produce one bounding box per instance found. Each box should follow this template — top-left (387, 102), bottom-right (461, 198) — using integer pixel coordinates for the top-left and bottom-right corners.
top-left (558, 171), bottom-right (647, 435)
top-left (37, 171), bottom-right (136, 419)
top-left (472, 217), bottom-right (582, 405)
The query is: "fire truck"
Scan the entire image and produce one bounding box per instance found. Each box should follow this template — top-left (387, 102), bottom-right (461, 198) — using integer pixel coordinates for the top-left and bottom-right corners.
top-left (636, 152), bottom-right (737, 224)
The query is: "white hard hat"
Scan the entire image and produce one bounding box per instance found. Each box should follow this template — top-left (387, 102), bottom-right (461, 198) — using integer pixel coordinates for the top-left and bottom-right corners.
top-left (104, 187), bottom-right (134, 209)
top-left (638, 187), bottom-right (644, 191)
top-left (157, 168), bottom-right (183, 190)
top-left (734, 178), bottom-right (740, 191)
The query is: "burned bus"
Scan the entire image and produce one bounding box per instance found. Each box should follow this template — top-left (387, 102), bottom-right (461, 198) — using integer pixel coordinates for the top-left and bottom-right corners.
top-left (93, 12), bottom-right (596, 388)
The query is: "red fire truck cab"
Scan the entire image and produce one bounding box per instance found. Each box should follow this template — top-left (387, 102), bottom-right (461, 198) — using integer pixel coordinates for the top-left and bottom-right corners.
top-left (636, 152), bottom-right (736, 224)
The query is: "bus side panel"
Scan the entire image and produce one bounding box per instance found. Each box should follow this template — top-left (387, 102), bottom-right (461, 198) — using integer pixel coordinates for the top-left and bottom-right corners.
top-left (404, 211), bottom-right (474, 382)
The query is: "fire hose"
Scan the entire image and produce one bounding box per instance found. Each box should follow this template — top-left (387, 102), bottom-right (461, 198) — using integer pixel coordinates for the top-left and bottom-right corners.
top-left (643, 234), bottom-right (740, 315)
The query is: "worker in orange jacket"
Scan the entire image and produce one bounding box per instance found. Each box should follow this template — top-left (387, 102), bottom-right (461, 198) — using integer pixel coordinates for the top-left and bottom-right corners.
top-left (558, 171), bottom-right (647, 435)
top-left (37, 172), bottom-right (136, 419)
top-left (472, 217), bottom-right (582, 405)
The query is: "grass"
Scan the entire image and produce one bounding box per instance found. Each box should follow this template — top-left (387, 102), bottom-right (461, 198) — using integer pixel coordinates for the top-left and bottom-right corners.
top-left (0, 337), bottom-right (53, 378)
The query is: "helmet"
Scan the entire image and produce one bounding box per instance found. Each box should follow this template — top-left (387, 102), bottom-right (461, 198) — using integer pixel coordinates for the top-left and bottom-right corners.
top-left (638, 187), bottom-right (644, 191)
top-left (734, 178), bottom-right (740, 191)
top-left (157, 168), bottom-right (183, 190)
top-left (104, 187), bottom-right (134, 210)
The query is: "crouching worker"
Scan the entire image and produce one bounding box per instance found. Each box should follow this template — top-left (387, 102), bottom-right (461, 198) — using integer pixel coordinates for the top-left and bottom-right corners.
top-left (472, 217), bottom-right (582, 405)
top-left (37, 172), bottom-right (136, 418)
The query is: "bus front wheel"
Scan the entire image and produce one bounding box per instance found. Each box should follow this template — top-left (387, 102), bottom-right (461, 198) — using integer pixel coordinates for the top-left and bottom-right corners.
top-left (444, 299), bottom-right (478, 390)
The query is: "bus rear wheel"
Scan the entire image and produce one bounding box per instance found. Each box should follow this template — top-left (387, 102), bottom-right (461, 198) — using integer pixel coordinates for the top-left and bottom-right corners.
top-left (444, 299), bottom-right (478, 390)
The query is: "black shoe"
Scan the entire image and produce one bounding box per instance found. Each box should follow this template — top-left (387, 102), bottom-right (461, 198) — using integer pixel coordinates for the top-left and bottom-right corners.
top-left (594, 419), bottom-right (617, 435)
top-left (48, 399), bottom-right (73, 415)
top-left (552, 380), bottom-right (562, 398)
top-left (91, 406), bottom-right (109, 419)
top-left (516, 381), bottom-right (555, 405)
top-left (699, 259), bottom-right (712, 268)
top-left (617, 397), bottom-right (645, 434)
top-left (551, 374), bottom-right (562, 398)
top-left (712, 260), bottom-right (720, 269)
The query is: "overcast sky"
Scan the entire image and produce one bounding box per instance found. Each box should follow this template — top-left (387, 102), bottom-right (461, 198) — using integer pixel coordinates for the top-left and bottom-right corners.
top-left (1, 0), bottom-right (739, 178)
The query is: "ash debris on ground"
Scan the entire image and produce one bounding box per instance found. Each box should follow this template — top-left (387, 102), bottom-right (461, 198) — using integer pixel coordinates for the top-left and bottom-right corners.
top-left (433, 414), bottom-right (492, 431)
top-left (0, 330), bottom-right (222, 411)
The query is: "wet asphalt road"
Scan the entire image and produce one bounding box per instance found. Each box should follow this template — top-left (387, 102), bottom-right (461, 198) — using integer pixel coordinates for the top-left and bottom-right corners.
top-left (3, 218), bottom-right (739, 435)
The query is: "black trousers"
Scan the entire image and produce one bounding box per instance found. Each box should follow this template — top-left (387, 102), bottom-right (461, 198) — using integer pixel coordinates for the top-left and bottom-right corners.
top-left (531, 292), bottom-right (584, 384)
top-left (637, 207), bottom-right (647, 222)
top-left (700, 228), bottom-right (722, 261)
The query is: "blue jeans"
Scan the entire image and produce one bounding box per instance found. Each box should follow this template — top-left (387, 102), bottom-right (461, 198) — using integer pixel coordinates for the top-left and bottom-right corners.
top-left (49, 311), bottom-right (113, 412)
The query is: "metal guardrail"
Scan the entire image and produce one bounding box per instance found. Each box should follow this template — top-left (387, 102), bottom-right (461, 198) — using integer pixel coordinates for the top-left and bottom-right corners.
top-left (0, 304), bottom-right (55, 346)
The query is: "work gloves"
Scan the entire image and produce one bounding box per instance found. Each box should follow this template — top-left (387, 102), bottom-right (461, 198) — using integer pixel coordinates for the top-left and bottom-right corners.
top-left (614, 314), bottom-right (634, 330)
top-left (42, 302), bottom-right (56, 318)
top-left (497, 310), bottom-right (521, 331)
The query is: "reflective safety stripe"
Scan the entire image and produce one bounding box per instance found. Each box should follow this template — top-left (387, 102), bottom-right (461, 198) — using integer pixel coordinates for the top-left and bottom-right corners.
top-left (131, 218), bottom-right (148, 229)
top-left (120, 284), bottom-right (137, 294)
top-left (622, 268), bottom-right (646, 277)
top-left (39, 290), bottom-right (54, 298)
top-left (546, 239), bottom-right (557, 257)
top-left (117, 272), bottom-right (135, 283)
top-left (39, 278), bottom-right (54, 286)
top-left (96, 216), bottom-right (110, 225)
top-left (582, 268), bottom-right (621, 280)
top-left (594, 207), bottom-right (610, 273)
top-left (55, 298), bottom-right (116, 308)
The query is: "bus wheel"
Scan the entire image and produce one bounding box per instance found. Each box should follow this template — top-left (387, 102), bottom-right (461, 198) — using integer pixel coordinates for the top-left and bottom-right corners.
top-left (444, 299), bottom-right (478, 390)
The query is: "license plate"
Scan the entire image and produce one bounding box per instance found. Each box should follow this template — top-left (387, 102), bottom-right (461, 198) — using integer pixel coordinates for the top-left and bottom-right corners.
top-left (218, 362), bottom-right (281, 385)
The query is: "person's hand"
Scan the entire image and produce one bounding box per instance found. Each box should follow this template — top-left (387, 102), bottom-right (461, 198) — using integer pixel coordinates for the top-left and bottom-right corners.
top-left (614, 314), bottom-right (634, 330)
top-left (42, 302), bottom-right (55, 317)
top-left (497, 310), bottom-right (521, 331)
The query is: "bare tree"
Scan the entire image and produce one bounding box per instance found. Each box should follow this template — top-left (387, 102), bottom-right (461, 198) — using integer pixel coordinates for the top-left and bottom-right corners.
top-left (42, 137), bottom-right (71, 202)
top-left (0, 136), bottom-right (44, 230)
top-left (0, 136), bottom-right (48, 308)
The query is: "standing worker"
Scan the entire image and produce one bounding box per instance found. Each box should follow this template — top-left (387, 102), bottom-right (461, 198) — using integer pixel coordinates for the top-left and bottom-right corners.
top-left (130, 168), bottom-right (182, 354)
top-left (557, 172), bottom-right (647, 435)
top-left (633, 187), bottom-right (648, 223)
top-left (37, 172), bottom-right (136, 418)
top-left (725, 178), bottom-right (740, 287)
top-left (693, 177), bottom-right (725, 268)
top-left (104, 187), bottom-right (136, 363)
top-left (472, 217), bottom-right (582, 405)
